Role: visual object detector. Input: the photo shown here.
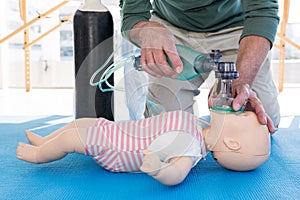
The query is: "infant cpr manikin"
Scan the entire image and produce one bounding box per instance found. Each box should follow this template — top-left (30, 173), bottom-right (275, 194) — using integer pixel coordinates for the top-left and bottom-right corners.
top-left (203, 111), bottom-right (270, 171)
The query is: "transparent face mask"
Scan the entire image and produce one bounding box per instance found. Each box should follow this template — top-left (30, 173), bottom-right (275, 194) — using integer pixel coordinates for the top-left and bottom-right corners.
top-left (209, 62), bottom-right (245, 113)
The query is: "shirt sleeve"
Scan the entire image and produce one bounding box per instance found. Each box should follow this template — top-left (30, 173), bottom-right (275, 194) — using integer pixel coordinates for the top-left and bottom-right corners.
top-left (240, 0), bottom-right (279, 46)
top-left (119, 0), bottom-right (153, 39)
top-left (147, 131), bottom-right (203, 167)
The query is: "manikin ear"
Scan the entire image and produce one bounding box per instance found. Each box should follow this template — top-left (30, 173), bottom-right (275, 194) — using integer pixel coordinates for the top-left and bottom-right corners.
top-left (223, 137), bottom-right (241, 151)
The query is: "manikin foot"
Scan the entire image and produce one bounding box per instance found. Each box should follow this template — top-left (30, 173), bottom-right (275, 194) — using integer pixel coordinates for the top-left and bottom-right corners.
top-left (25, 130), bottom-right (44, 146)
top-left (16, 142), bottom-right (39, 163)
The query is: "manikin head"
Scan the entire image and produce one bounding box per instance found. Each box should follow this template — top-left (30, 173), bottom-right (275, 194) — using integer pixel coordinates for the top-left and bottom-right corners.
top-left (202, 111), bottom-right (270, 171)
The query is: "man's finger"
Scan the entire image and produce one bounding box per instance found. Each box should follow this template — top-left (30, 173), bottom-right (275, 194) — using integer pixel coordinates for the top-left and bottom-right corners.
top-left (232, 84), bottom-right (250, 111)
top-left (153, 50), bottom-right (178, 78)
top-left (266, 115), bottom-right (276, 134)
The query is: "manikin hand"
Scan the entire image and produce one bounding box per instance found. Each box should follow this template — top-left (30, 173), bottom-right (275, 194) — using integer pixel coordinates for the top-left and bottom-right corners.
top-left (129, 21), bottom-right (183, 78)
top-left (140, 150), bottom-right (193, 186)
top-left (231, 83), bottom-right (276, 133)
top-left (140, 150), bottom-right (162, 176)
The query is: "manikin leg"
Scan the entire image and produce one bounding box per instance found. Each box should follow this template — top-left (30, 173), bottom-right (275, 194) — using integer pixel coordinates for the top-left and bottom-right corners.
top-left (17, 118), bottom-right (97, 163)
top-left (17, 128), bottom-right (86, 163)
top-left (25, 118), bottom-right (96, 146)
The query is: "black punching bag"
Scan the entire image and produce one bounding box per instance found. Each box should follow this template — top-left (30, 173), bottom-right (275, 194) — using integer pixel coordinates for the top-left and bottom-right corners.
top-left (74, 0), bottom-right (114, 120)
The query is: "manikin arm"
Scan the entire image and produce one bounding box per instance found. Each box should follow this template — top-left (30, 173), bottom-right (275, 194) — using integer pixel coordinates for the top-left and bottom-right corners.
top-left (140, 150), bottom-right (193, 186)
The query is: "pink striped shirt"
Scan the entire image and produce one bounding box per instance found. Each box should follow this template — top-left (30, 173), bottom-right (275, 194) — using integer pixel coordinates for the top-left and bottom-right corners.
top-left (84, 110), bottom-right (206, 172)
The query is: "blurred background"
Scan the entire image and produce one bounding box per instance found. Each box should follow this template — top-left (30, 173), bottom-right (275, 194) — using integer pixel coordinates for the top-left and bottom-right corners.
top-left (0, 0), bottom-right (299, 125)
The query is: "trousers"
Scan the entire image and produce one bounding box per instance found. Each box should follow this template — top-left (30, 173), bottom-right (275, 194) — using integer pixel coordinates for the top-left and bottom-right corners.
top-left (146, 13), bottom-right (280, 127)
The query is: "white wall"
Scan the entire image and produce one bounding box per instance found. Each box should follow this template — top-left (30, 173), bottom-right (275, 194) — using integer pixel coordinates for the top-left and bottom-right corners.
top-left (0, 0), bottom-right (75, 89)
top-left (9, 59), bottom-right (74, 88)
top-left (0, 0), bottom-right (8, 89)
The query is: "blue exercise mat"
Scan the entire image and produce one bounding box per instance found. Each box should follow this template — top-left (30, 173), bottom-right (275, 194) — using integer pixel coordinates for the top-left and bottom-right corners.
top-left (0, 115), bottom-right (299, 200)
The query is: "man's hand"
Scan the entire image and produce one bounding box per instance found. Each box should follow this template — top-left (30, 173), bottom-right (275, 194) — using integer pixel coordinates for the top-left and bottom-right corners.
top-left (232, 83), bottom-right (276, 134)
top-left (129, 21), bottom-right (183, 78)
top-left (232, 36), bottom-right (276, 133)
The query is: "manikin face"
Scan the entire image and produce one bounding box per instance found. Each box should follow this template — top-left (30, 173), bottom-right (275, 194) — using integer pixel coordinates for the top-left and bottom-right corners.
top-left (203, 111), bottom-right (270, 171)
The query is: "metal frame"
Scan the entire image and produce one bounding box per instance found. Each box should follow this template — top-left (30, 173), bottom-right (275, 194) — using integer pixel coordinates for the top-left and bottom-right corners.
top-left (0, 0), bottom-right (72, 92)
top-left (274, 0), bottom-right (300, 92)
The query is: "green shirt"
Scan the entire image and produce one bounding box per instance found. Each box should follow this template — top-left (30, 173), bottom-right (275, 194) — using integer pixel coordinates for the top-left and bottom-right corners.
top-left (120, 0), bottom-right (279, 44)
